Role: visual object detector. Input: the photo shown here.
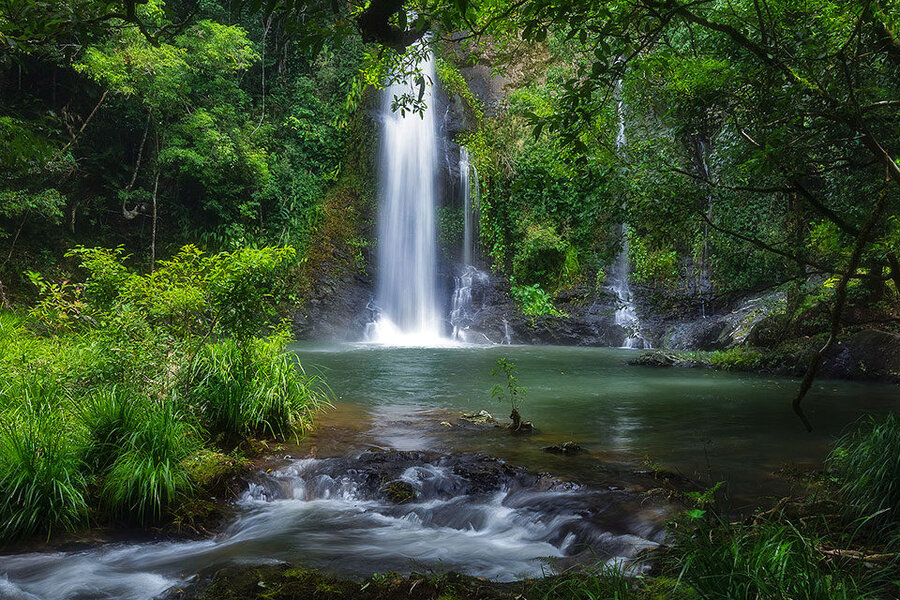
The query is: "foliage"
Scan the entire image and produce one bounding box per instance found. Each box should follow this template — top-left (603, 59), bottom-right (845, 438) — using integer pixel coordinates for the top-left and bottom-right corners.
top-left (435, 58), bottom-right (484, 123)
top-left (0, 243), bottom-right (327, 539)
top-left (708, 347), bottom-right (765, 371)
top-left (510, 280), bottom-right (566, 317)
top-left (102, 404), bottom-right (198, 524)
top-left (64, 244), bottom-right (297, 340)
top-left (828, 413), bottom-right (900, 536)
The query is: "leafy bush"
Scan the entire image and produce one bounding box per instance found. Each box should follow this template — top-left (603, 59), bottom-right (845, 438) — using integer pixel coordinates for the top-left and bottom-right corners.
top-left (0, 404), bottom-right (87, 541)
top-left (510, 280), bottom-right (567, 317)
top-left (512, 223), bottom-right (569, 289)
top-left (828, 413), bottom-right (900, 535)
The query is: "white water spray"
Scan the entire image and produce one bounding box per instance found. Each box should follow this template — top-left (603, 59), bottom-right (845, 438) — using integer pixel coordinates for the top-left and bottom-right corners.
top-left (366, 52), bottom-right (443, 345)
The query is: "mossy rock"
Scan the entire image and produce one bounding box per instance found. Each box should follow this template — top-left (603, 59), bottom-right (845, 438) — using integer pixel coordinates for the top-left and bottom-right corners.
top-left (380, 480), bottom-right (417, 504)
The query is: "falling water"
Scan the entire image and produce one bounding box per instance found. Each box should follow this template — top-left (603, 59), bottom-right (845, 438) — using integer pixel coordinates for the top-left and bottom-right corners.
top-left (611, 80), bottom-right (650, 349)
top-left (450, 146), bottom-right (490, 342)
top-left (366, 52), bottom-right (443, 345)
top-left (460, 146), bottom-right (474, 267)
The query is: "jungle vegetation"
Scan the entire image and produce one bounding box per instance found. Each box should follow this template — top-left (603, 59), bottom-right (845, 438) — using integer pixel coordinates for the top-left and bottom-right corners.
top-left (1, 0), bottom-right (899, 595)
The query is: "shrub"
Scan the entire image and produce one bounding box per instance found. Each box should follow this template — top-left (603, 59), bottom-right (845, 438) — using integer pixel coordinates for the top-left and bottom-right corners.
top-left (828, 413), bottom-right (900, 534)
top-left (510, 280), bottom-right (567, 317)
top-left (102, 404), bottom-right (198, 524)
top-left (0, 404), bottom-right (87, 541)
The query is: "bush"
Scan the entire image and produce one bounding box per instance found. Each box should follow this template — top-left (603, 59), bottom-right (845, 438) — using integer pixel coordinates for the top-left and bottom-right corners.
top-left (828, 413), bottom-right (900, 535)
top-left (102, 404), bottom-right (197, 524)
top-left (186, 329), bottom-right (330, 441)
top-left (510, 280), bottom-right (567, 317)
top-left (0, 404), bottom-right (87, 541)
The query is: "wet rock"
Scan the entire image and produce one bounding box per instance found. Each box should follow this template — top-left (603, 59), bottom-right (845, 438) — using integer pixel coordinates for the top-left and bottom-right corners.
top-left (291, 272), bottom-right (373, 341)
top-left (461, 409), bottom-right (496, 424)
top-left (542, 442), bottom-right (585, 456)
top-left (508, 421), bottom-right (534, 434)
top-left (821, 329), bottom-right (900, 382)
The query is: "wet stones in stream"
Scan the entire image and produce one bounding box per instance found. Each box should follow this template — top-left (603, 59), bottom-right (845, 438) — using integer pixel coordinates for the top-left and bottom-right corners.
top-left (243, 449), bottom-right (668, 571)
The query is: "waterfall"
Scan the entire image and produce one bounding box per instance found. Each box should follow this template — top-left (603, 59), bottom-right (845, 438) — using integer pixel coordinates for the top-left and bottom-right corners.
top-left (610, 79), bottom-right (650, 349)
top-left (366, 52), bottom-right (443, 345)
top-left (450, 146), bottom-right (490, 343)
top-left (460, 147), bottom-right (473, 267)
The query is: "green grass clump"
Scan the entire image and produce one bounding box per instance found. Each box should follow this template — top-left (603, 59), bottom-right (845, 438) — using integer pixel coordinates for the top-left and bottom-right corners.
top-left (668, 519), bottom-right (868, 599)
top-left (0, 405), bottom-right (87, 540)
top-left (102, 404), bottom-right (198, 524)
top-left (828, 413), bottom-right (900, 535)
top-left (78, 386), bottom-right (141, 472)
top-left (187, 330), bottom-right (329, 441)
top-left (532, 565), bottom-right (635, 599)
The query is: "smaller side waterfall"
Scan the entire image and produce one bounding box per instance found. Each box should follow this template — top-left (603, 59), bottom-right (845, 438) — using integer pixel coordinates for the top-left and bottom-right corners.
top-left (610, 79), bottom-right (650, 349)
top-left (610, 232), bottom-right (646, 348)
top-left (459, 146), bottom-right (481, 267)
top-left (461, 146), bottom-right (474, 267)
top-left (450, 146), bottom-right (489, 343)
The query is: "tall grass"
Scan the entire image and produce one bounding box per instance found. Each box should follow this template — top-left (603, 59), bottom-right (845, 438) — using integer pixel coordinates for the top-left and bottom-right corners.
top-left (102, 404), bottom-right (198, 524)
top-left (186, 331), bottom-right (330, 440)
top-left (532, 564), bottom-right (635, 600)
top-left (0, 402), bottom-right (87, 541)
top-left (828, 412), bottom-right (900, 535)
top-left (669, 519), bottom-right (868, 599)
top-left (78, 386), bottom-right (141, 472)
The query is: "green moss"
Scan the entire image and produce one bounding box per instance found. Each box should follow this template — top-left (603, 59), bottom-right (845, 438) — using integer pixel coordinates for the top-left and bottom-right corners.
top-left (380, 480), bottom-right (417, 504)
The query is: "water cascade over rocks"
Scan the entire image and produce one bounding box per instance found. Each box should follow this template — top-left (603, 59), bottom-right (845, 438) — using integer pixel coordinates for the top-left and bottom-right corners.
top-left (366, 52), bottom-right (443, 345)
top-left (0, 451), bottom-right (662, 600)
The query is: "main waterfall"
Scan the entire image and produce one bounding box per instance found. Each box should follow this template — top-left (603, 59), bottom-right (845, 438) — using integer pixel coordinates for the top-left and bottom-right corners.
top-left (366, 53), bottom-right (443, 345)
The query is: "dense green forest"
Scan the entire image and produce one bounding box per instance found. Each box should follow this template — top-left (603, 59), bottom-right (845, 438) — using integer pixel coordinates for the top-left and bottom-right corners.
top-left (1, 0), bottom-right (899, 598)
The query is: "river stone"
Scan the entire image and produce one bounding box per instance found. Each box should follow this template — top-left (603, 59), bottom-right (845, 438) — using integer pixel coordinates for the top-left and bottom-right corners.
top-left (461, 409), bottom-right (496, 424)
top-left (542, 442), bottom-right (585, 456)
top-left (380, 480), bottom-right (417, 504)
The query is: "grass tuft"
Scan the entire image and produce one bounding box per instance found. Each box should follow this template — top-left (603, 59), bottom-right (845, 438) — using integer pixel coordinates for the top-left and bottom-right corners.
top-left (102, 404), bottom-right (198, 524)
top-left (828, 412), bottom-right (900, 536)
top-left (0, 402), bottom-right (87, 541)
